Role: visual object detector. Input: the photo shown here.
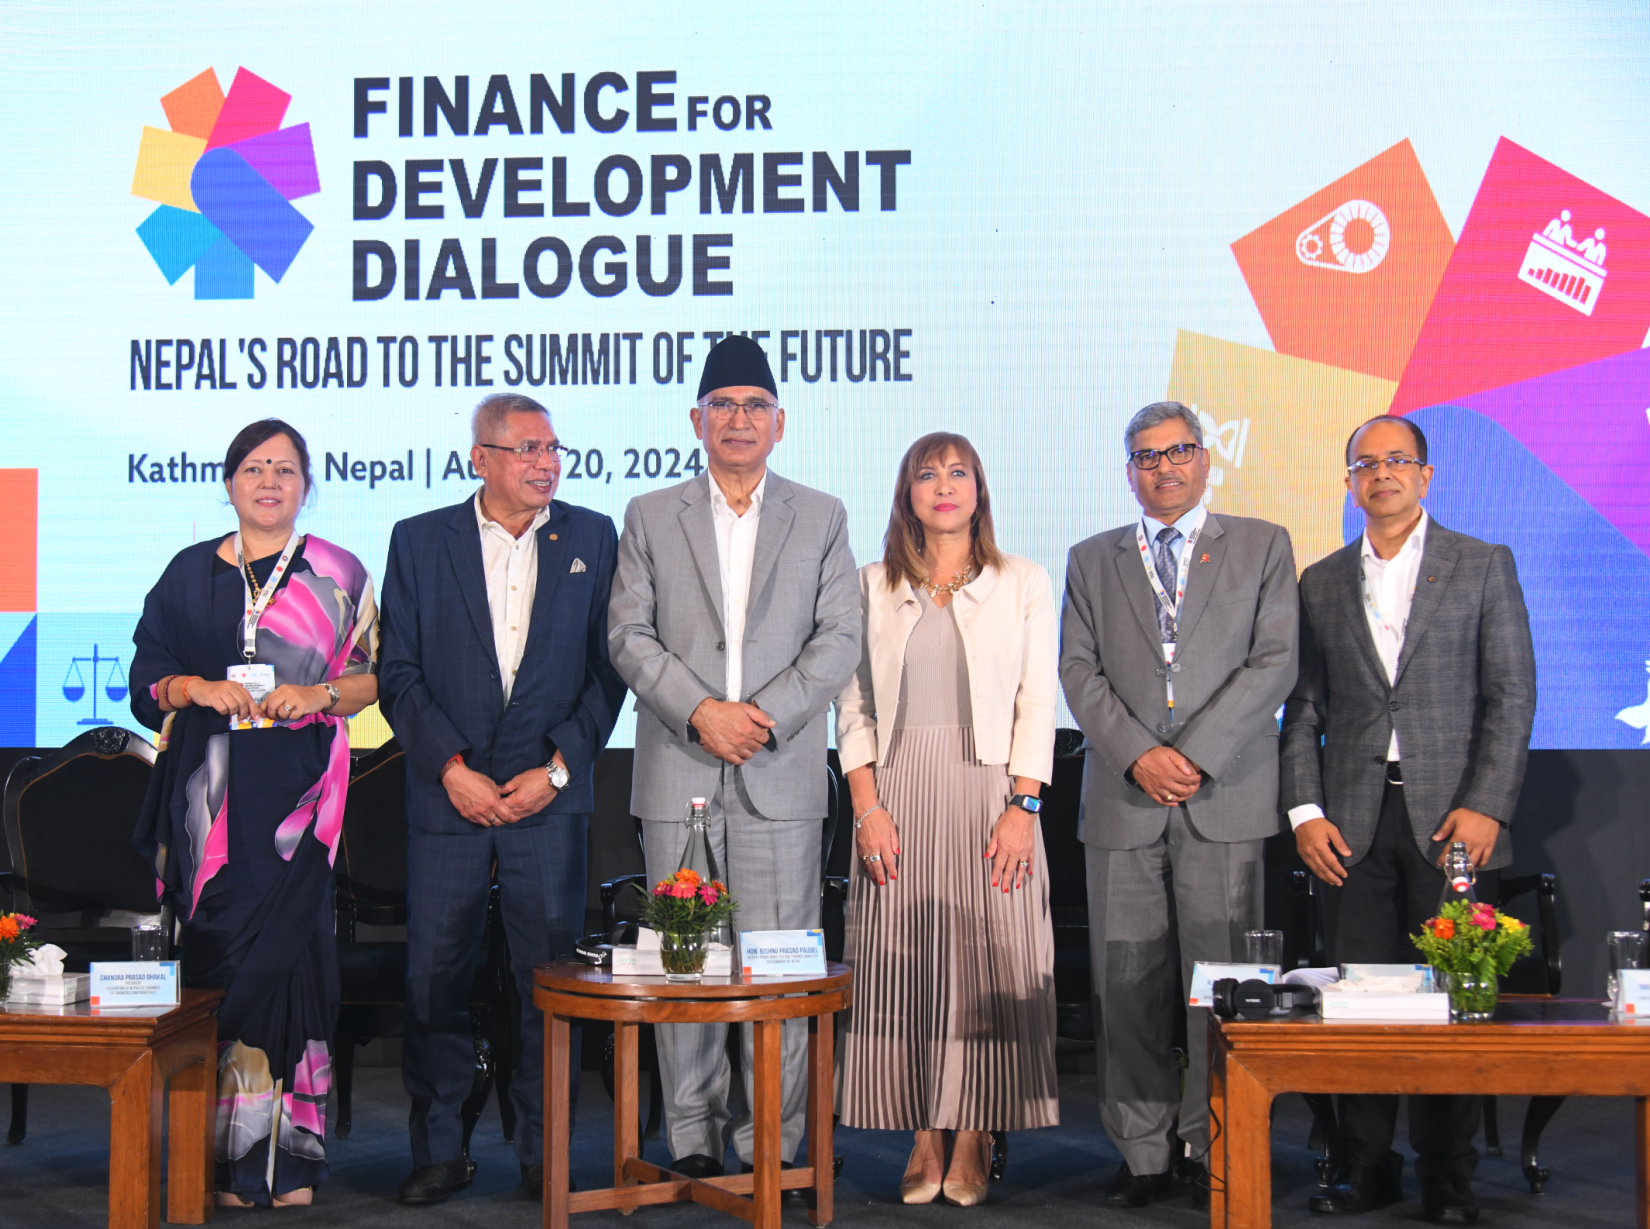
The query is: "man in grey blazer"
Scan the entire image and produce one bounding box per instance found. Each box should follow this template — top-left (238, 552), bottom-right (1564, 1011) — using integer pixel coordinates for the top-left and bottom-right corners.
top-left (1282, 415), bottom-right (1535, 1224)
top-left (1060, 401), bottom-right (1298, 1207)
top-left (608, 335), bottom-right (860, 1179)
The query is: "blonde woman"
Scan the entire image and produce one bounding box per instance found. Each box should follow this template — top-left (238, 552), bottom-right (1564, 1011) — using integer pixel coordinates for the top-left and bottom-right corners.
top-left (836, 432), bottom-right (1058, 1207)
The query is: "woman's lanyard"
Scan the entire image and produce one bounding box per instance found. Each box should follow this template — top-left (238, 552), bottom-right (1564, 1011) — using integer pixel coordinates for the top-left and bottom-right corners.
top-left (1135, 515), bottom-right (1202, 717)
top-left (235, 531), bottom-right (300, 662)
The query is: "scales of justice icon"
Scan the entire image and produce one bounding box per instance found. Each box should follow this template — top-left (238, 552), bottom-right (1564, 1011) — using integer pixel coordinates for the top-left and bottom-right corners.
top-left (62, 644), bottom-right (129, 726)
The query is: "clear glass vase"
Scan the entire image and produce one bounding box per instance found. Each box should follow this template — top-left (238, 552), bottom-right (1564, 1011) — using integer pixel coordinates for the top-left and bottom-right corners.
top-left (1445, 970), bottom-right (1499, 1022)
top-left (659, 931), bottom-right (710, 982)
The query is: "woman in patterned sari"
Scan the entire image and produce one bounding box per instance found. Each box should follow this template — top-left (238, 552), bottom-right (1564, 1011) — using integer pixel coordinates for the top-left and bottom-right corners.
top-left (132, 419), bottom-right (378, 1208)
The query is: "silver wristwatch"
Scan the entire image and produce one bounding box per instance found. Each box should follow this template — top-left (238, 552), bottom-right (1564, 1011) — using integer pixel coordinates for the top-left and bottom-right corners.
top-left (546, 760), bottom-right (570, 790)
top-left (321, 682), bottom-right (340, 711)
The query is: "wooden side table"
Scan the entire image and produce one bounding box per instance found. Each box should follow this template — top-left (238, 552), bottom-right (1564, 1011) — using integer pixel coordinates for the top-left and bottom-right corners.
top-left (533, 961), bottom-right (852, 1229)
top-left (0, 987), bottom-right (222, 1229)
top-left (1208, 998), bottom-right (1650, 1229)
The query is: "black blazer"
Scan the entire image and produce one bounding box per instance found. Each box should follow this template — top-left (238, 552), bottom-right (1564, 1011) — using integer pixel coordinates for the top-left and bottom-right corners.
top-left (378, 496), bottom-right (626, 834)
top-left (1280, 518), bottom-right (1536, 870)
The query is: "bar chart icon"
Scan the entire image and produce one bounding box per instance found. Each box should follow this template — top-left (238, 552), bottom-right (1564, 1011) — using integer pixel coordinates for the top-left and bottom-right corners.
top-left (1519, 231), bottom-right (1605, 316)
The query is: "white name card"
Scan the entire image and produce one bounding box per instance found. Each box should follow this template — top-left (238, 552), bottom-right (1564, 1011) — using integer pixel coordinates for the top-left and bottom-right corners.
top-left (739, 930), bottom-right (827, 977)
top-left (1614, 969), bottom-right (1650, 1015)
top-left (1187, 962), bottom-right (1279, 1008)
top-left (89, 961), bottom-right (180, 1008)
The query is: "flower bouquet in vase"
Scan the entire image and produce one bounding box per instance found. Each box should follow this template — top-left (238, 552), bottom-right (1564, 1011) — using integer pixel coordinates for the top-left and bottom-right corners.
top-left (0, 912), bottom-right (41, 1003)
top-left (1412, 900), bottom-right (1532, 1021)
top-left (639, 869), bottom-right (738, 982)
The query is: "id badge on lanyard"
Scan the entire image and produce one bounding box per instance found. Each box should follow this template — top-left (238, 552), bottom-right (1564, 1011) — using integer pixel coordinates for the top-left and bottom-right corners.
top-left (229, 531), bottom-right (300, 730)
top-left (1135, 518), bottom-right (1201, 723)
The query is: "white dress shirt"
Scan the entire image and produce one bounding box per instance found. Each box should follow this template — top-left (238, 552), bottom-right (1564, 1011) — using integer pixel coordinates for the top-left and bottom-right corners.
top-left (710, 471), bottom-right (766, 702)
top-left (1288, 509), bottom-right (1429, 829)
top-left (475, 492), bottom-right (549, 704)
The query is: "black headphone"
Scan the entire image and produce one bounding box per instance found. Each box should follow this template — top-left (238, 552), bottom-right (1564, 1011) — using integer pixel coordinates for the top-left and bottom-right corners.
top-left (1210, 977), bottom-right (1319, 1020)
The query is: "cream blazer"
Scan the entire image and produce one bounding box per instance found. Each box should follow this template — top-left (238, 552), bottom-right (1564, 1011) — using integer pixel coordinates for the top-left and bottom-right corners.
top-left (835, 555), bottom-right (1057, 782)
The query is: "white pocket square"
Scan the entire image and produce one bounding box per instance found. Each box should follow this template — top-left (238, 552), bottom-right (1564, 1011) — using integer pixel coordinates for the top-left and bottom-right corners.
top-left (569, 557), bottom-right (587, 573)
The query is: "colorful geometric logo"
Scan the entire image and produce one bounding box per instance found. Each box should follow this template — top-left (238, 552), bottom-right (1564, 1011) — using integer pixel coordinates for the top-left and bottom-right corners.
top-left (131, 68), bottom-right (318, 300)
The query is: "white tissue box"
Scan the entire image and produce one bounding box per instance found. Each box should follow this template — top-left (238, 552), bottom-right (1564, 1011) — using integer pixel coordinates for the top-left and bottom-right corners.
top-left (1320, 991), bottom-right (1450, 1022)
top-left (5, 973), bottom-right (90, 1006)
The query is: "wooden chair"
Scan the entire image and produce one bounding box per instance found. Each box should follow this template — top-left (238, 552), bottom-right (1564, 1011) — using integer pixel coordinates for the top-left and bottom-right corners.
top-left (2, 726), bottom-right (162, 1146)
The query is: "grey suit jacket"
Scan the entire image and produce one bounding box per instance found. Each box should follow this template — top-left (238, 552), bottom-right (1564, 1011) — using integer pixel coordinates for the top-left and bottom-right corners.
top-left (1060, 513), bottom-right (1299, 849)
top-left (608, 470), bottom-right (860, 822)
top-left (1280, 520), bottom-right (1536, 871)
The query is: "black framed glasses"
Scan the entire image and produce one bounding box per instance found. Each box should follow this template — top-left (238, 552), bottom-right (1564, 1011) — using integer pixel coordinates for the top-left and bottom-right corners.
top-left (1346, 455), bottom-right (1424, 477)
top-left (478, 441), bottom-right (570, 462)
top-left (1127, 442), bottom-right (1203, 469)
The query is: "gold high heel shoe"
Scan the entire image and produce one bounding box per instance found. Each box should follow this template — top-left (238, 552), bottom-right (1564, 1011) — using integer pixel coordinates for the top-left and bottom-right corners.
top-left (942, 1132), bottom-right (990, 1207)
top-left (899, 1135), bottom-right (943, 1204)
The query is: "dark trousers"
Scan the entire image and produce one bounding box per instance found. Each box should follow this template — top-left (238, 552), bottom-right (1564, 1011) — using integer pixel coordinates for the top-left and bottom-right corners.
top-left (1320, 782), bottom-right (1498, 1185)
top-left (404, 816), bottom-right (588, 1166)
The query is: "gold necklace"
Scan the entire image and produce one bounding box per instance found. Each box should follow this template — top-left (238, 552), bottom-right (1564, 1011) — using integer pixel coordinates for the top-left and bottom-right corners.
top-left (242, 559), bottom-right (263, 604)
top-left (918, 566), bottom-right (974, 597)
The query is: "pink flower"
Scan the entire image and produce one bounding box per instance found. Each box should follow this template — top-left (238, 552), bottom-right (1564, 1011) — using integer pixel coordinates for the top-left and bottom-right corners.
top-left (669, 882), bottom-right (696, 899)
top-left (1468, 910), bottom-right (1496, 931)
top-left (17, 915), bottom-right (34, 928)
top-left (699, 885), bottom-right (718, 905)
top-left (652, 882), bottom-right (669, 896)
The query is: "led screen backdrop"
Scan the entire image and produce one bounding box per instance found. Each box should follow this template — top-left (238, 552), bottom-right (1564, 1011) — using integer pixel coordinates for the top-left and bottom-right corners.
top-left (2, 2), bottom-right (1648, 749)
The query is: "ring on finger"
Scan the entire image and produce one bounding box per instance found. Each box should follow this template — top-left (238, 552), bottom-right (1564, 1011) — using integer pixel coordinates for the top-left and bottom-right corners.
top-left (864, 854), bottom-right (883, 863)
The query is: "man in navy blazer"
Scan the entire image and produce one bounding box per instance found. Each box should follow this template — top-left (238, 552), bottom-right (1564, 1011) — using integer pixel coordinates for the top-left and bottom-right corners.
top-left (379, 393), bottom-right (625, 1205)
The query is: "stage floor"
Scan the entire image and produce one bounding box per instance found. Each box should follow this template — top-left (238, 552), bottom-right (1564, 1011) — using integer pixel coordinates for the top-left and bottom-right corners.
top-left (0, 1068), bottom-right (1636, 1226)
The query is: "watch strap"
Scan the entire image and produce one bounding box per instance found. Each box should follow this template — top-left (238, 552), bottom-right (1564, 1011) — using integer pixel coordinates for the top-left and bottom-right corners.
top-left (1008, 792), bottom-right (1042, 814)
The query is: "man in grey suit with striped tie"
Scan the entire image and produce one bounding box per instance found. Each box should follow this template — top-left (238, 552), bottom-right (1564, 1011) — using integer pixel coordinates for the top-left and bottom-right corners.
top-left (1060, 401), bottom-right (1299, 1208)
top-left (608, 335), bottom-right (860, 1179)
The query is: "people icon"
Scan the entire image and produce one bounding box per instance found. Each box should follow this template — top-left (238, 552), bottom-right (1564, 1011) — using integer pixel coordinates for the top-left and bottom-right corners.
top-left (1577, 227), bottom-right (1607, 266)
top-left (1542, 209), bottom-right (1574, 247)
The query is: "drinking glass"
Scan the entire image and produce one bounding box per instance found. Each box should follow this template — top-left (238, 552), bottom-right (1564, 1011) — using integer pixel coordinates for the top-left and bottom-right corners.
top-left (1607, 930), bottom-right (1645, 1002)
top-left (1243, 930), bottom-right (1284, 967)
top-left (131, 923), bottom-right (166, 962)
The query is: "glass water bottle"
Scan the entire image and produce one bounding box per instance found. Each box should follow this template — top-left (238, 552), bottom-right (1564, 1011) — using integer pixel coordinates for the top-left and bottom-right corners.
top-left (677, 798), bottom-right (731, 945)
top-left (1438, 841), bottom-right (1478, 909)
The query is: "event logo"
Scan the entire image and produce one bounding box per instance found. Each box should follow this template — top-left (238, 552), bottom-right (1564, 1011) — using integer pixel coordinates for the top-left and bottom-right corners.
top-left (131, 67), bottom-right (318, 300)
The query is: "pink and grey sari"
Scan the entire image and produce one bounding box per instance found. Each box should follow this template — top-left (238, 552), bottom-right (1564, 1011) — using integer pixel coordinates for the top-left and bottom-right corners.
top-left (132, 534), bottom-right (376, 1203)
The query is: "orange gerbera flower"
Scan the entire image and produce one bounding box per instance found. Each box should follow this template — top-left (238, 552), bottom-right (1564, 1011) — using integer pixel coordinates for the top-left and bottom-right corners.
top-left (0, 917), bottom-right (18, 942)
top-left (676, 868), bottom-right (702, 887)
top-left (1431, 917), bottom-right (1455, 940)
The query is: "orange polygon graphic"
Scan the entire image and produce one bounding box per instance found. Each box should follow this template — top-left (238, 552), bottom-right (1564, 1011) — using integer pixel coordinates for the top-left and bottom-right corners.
top-left (0, 470), bottom-right (38, 612)
top-left (1165, 331), bottom-right (1395, 570)
top-left (160, 68), bottom-right (227, 141)
top-left (1231, 139), bottom-right (1454, 383)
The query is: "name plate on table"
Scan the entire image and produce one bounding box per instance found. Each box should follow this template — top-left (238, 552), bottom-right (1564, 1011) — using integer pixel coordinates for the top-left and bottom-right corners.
top-left (1614, 970), bottom-right (1650, 1015)
top-left (739, 930), bottom-right (826, 977)
top-left (1187, 963), bottom-right (1278, 1008)
top-left (89, 961), bottom-right (180, 1008)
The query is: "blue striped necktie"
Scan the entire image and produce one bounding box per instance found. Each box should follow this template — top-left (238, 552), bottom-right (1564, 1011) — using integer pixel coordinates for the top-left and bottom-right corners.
top-left (1153, 526), bottom-right (1181, 643)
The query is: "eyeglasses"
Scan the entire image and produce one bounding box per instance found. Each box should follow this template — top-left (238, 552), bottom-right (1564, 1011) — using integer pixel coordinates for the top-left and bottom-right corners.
top-left (478, 441), bottom-right (569, 463)
top-left (1347, 455), bottom-right (1424, 477)
top-left (1127, 442), bottom-right (1203, 469)
top-left (700, 398), bottom-right (778, 419)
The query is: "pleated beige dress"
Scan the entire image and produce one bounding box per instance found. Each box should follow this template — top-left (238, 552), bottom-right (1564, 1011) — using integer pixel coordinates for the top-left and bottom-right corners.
top-left (839, 590), bottom-right (1059, 1131)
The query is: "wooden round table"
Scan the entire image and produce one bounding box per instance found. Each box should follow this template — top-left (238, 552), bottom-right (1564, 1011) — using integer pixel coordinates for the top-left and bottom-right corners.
top-left (533, 961), bottom-right (852, 1229)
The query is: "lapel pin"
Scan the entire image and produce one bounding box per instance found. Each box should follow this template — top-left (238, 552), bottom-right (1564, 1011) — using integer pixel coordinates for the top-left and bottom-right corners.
top-left (1428, 575), bottom-right (1436, 582)
top-left (1200, 553), bottom-right (1210, 563)
top-left (549, 533), bottom-right (558, 540)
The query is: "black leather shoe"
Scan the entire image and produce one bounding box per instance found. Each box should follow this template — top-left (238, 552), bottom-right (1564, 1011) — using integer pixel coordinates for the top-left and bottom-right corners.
top-left (670, 1154), bottom-right (725, 1179)
top-left (397, 1158), bottom-right (476, 1205)
top-left (741, 1159), bottom-right (804, 1203)
top-left (1105, 1161), bottom-right (1172, 1207)
top-left (520, 1162), bottom-right (578, 1201)
top-left (1308, 1154), bottom-right (1403, 1214)
top-left (1421, 1174), bottom-right (1480, 1224)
